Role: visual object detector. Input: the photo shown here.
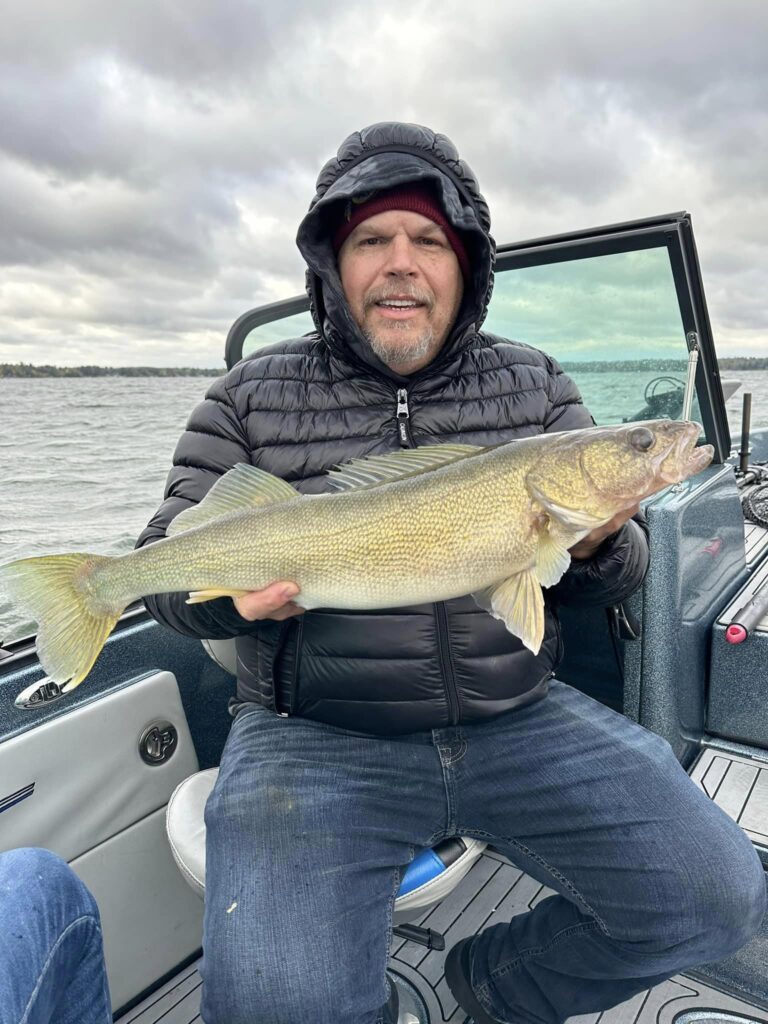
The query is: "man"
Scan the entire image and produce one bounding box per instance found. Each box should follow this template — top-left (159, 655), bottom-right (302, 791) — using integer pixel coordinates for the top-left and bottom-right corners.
top-left (138, 123), bottom-right (765, 1024)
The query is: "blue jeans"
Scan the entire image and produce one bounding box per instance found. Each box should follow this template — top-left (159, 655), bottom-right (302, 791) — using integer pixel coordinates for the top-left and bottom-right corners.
top-left (0, 848), bottom-right (111, 1024)
top-left (201, 681), bottom-right (767, 1024)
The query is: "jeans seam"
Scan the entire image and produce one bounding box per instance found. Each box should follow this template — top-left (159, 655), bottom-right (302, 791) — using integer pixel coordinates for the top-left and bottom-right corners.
top-left (441, 761), bottom-right (458, 835)
top-left (378, 844), bottom-right (413, 1020)
top-left (476, 919), bottom-right (602, 1002)
top-left (463, 828), bottom-right (612, 937)
top-left (20, 915), bottom-right (102, 1024)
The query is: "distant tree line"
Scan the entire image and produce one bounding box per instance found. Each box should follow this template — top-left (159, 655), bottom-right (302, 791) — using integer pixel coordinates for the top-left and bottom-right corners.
top-left (1, 356), bottom-right (767, 379)
top-left (0, 363), bottom-right (225, 378)
top-left (716, 357), bottom-right (768, 371)
top-left (559, 357), bottom-right (768, 373)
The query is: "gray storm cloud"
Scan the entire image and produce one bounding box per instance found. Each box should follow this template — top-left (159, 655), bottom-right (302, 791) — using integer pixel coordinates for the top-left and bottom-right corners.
top-left (0, 0), bottom-right (766, 366)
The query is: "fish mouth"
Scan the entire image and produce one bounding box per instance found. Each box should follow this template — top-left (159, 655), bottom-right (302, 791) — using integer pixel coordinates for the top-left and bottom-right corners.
top-left (659, 422), bottom-right (714, 483)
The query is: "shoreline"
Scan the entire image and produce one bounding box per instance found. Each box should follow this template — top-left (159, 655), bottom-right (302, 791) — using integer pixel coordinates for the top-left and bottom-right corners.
top-left (2, 358), bottom-right (768, 378)
top-left (0, 365), bottom-right (223, 378)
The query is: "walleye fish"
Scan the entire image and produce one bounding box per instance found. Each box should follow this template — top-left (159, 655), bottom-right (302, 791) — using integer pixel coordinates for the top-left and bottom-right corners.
top-left (0, 420), bottom-right (713, 692)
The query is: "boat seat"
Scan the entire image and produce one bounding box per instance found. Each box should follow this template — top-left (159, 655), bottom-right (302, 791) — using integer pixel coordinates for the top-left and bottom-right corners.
top-left (165, 639), bottom-right (486, 917)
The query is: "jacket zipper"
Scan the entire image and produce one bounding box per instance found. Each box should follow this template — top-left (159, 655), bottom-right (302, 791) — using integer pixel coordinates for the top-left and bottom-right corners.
top-left (288, 616), bottom-right (305, 715)
top-left (394, 386), bottom-right (460, 723)
top-left (435, 601), bottom-right (461, 725)
top-left (396, 388), bottom-right (415, 448)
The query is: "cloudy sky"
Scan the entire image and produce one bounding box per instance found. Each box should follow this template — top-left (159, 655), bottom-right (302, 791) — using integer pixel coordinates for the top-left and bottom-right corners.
top-left (1, 0), bottom-right (766, 367)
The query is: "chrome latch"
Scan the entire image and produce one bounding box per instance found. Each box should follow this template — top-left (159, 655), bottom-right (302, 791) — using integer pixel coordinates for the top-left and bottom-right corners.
top-left (139, 722), bottom-right (178, 765)
top-left (15, 679), bottom-right (65, 710)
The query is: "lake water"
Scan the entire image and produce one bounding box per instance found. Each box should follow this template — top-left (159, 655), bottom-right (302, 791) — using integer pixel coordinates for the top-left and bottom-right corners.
top-left (1, 370), bottom-right (767, 643)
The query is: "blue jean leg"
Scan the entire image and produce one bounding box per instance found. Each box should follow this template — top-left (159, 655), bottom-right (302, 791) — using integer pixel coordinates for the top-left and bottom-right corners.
top-left (200, 705), bottom-right (447, 1024)
top-left (0, 848), bottom-right (111, 1024)
top-left (451, 681), bottom-right (767, 1024)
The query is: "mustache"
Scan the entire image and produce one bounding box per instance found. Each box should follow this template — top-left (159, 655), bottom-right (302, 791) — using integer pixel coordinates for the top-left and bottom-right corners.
top-left (363, 285), bottom-right (434, 313)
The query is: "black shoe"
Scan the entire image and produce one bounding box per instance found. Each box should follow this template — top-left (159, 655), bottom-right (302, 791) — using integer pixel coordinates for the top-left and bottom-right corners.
top-left (382, 974), bottom-right (400, 1024)
top-left (444, 937), bottom-right (502, 1024)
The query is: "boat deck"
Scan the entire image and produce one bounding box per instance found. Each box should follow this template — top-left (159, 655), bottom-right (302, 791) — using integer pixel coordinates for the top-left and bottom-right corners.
top-left (690, 747), bottom-right (768, 849)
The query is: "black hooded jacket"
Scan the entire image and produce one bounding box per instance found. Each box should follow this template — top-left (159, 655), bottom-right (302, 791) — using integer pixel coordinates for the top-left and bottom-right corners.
top-left (137, 122), bottom-right (648, 735)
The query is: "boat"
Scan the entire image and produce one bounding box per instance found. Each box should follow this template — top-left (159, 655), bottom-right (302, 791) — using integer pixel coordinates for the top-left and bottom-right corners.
top-left (1, 211), bottom-right (768, 1024)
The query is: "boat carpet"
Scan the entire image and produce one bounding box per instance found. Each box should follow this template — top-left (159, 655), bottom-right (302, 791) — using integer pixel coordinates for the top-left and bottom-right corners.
top-left (119, 848), bottom-right (768, 1024)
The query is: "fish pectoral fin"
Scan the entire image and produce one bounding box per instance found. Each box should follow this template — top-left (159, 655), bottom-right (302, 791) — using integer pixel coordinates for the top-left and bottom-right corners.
top-left (472, 570), bottom-right (545, 655)
top-left (527, 481), bottom-right (607, 531)
top-left (186, 588), bottom-right (251, 605)
top-left (534, 517), bottom-right (575, 588)
top-left (326, 443), bottom-right (485, 492)
top-left (168, 464), bottom-right (299, 537)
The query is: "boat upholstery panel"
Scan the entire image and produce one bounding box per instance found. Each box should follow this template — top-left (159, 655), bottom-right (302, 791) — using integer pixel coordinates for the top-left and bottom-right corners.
top-left (0, 671), bottom-right (198, 861)
top-left (0, 616), bottom-right (234, 769)
top-left (72, 805), bottom-right (204, 1014)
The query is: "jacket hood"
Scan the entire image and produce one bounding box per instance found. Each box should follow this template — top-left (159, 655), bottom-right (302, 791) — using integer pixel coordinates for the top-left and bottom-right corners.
top-left (296, 122), bottom-right (496, 384)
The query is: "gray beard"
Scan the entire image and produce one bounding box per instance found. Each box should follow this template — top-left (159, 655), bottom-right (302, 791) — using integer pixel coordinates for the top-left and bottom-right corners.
top-left (363, 324), bottom-right (435, 370)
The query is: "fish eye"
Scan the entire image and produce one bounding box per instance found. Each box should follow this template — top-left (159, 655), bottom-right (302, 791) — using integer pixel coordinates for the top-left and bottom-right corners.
top-left (628, 427), bottom-right (655, 452)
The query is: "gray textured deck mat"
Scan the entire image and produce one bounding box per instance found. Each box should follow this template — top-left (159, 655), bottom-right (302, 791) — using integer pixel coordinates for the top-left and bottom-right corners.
top-left (119, 959), bottom-right (202, 1023)
top-left (690, 748), bottom-right (768, 849)
top-left (120, 849), bottom-right (768, 1024)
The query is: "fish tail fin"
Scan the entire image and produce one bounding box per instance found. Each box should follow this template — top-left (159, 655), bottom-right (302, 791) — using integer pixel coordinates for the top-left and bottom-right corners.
top-left (0, 553), bottom-right (123, 691)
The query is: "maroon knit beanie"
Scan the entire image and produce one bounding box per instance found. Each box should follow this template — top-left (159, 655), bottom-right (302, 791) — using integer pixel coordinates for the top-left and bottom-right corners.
top-left (332, 185), bottom-right (471, 281)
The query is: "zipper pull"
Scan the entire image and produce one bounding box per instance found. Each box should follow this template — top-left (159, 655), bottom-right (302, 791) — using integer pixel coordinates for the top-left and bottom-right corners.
top-left (396, 388), bottom-right (412, 447)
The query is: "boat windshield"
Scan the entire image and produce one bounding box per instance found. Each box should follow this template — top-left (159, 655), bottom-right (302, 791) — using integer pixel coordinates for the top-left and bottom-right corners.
top-left (483, 246), bottom-right (701, 427)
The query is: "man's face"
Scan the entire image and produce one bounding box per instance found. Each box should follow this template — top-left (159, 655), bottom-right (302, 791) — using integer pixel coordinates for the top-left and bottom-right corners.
top-left (337, 209), bottom-right (464, 375)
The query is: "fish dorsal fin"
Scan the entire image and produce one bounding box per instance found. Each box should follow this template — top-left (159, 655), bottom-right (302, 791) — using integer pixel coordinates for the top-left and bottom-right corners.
top-left (326, 443), bottom-right (484, 492)
top-left (472, 568), bottom-right (545, 655)
top-left (167, 464), bottom-right (299, 536)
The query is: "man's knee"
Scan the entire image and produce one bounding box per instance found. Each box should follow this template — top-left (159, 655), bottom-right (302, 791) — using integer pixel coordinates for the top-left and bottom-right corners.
top-left (1, 847), bottom-right (98, 921)
top-left (695, 844), bottom-right (767, 959)
top-left (631, 828), bottom-right (766, 965)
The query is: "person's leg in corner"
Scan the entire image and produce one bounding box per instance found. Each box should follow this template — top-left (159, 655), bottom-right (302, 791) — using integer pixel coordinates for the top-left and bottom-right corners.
top-left (0, 847), bottom-right (111, 1024)
top-left (200, 704), bottom-right (446, 1024)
